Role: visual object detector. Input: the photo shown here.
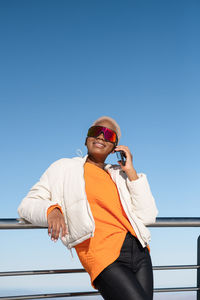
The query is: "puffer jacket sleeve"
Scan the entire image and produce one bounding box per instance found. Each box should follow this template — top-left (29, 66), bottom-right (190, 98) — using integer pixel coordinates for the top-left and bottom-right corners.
top-left (126, 173), bottom-right (158, 225)
top-left (18, 164), bottom-right (62, 227)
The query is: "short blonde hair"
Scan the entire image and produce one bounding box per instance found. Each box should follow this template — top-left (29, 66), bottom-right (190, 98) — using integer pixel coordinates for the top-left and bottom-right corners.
top-left (92, 116), bottom-right (121, 141)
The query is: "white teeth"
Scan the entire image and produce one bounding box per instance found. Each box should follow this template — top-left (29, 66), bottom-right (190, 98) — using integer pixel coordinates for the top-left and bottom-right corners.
top-left (94, 142), bottom-right (104, 147)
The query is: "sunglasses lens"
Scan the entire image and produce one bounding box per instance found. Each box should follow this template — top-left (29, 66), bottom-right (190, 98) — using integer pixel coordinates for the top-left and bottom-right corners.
top-left (103, 128), bottom-right (116, 142)
top-left (87, 126), bottom-right (102, 137)
top-left (87, 126), bottom-right (117, 143)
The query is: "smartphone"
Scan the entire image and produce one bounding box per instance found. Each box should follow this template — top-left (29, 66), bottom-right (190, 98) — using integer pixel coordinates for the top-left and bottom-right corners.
top-left (116, 150), bottom-right (126, 166)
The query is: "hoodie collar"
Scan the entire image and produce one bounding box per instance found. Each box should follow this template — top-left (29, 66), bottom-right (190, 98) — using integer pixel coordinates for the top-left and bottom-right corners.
top-left (74, 154), bottom-right (112, 171)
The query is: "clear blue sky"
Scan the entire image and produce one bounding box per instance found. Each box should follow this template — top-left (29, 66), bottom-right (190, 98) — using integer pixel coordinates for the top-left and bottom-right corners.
top-left (0, 0), bottom-right (199, 298)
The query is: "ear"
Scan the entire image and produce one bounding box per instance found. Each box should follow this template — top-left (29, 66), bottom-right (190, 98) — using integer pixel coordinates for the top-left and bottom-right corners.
top-left (85, 137), bottom-right (88, 146)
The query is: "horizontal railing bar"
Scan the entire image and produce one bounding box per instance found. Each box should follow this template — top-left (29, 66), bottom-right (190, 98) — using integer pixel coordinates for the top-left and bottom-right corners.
top-left (0, 219), bottom-right (41, 230)
top-left (0, 291), bottom-right (100, 299)
top-left (0, 268), bottom-right (86, 277)
top-left (1, 217), bottom-right (200, 229)
top-left (153, 264), bottom-right (200, 270)
top-left (1, 265), bottom-right (199, 277)
top-left (151, 217), bottom-right (200, 227)
top-left (1, 219), bottom-right (199, 299)
top-left (154, 286), bottom-right (199, 293)
top-left (0, 287), bottom-right (199, 299)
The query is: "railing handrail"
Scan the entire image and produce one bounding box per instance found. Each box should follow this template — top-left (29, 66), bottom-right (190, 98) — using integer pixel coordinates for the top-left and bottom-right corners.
top-left (1, 218), bottom-right (199, 300)
top-left (0, 264), bottom-right (199, 278)
top-left (0, 217), bottom-right (200, 229)
top-left (0, 288), bottom-right (199, 300)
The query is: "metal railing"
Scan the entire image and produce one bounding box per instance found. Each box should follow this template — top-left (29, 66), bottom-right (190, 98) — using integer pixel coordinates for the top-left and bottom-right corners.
top-left (0, 217), bottom-right (200, 300)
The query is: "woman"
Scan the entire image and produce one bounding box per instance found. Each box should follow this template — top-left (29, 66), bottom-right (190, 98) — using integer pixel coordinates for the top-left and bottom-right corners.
top-left (18, 116), bottom-right (158, 300)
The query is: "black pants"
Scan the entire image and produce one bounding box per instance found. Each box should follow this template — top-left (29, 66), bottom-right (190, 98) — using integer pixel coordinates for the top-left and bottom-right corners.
top-left (93, 232), bottom-right (153, 300)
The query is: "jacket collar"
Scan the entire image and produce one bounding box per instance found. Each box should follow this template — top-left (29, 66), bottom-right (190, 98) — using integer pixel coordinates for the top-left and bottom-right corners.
top-left (74, 154), bottom-right (112, 171)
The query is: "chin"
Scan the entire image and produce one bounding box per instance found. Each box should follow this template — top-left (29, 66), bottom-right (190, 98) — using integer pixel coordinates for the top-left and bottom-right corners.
top-left (88, 149), bottom-right (108, 158)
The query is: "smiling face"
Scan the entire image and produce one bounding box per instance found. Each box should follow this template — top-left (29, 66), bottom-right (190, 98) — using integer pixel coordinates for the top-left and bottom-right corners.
top-left (86, 120), bottom-right (117, 162)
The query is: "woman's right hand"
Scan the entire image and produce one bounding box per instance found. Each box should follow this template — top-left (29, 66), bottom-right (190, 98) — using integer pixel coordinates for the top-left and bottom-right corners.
top-left (47, 208), bottom-right (68, 242)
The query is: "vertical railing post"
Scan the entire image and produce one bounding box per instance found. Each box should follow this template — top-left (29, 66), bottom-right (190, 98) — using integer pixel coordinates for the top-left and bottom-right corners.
top-left (197, 235), bottom-right (200, 300)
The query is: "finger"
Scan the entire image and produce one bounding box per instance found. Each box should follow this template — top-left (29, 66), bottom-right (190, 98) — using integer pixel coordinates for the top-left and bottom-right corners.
top-left (48, 221), bottom-right (53, 237)
top-left (51, 222), bottom-right (58, 240)
top-left (61, 221), bottom-right (68, 237)
top-left (115, 146), bottom-right (130, 155)
top-left (52, 222), bottom-right (61, 241)
top-left (55, 222), bottom-right (62, 240)
top-left (119, 148), bottom-right (132, 161)
top-left (115, 145), bottom-right (128, 149)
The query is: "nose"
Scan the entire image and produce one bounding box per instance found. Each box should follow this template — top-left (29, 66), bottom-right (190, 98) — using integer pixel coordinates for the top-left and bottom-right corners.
top-left (96, 132), bottom-right (105, 140)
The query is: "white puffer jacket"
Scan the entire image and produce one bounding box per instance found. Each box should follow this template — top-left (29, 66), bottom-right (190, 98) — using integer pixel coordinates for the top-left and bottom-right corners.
top-left (18, 155), bottom-right (158, 249)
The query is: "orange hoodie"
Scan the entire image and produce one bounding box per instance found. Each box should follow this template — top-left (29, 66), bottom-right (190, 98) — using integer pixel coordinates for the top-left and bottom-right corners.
top-left (75, 162), bottom-right (138, 287)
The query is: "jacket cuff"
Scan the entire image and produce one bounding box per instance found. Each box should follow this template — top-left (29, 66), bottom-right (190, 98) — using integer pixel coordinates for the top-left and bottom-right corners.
top-left (47, 204), bottom-right (63, 217)
top-left (126, 173), bottom-right (148, 194)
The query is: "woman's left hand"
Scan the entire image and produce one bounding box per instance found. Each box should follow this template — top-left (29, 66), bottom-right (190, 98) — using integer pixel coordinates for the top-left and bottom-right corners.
top-left (114, 145), bottom-right (139, 181)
